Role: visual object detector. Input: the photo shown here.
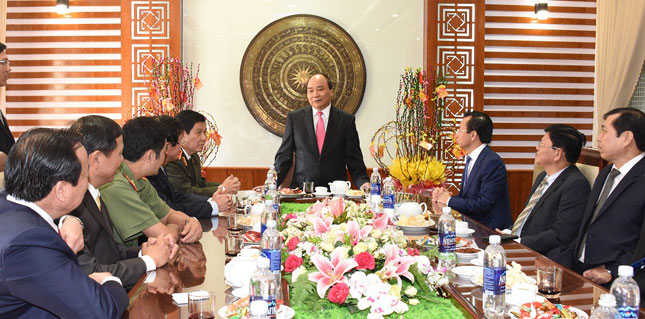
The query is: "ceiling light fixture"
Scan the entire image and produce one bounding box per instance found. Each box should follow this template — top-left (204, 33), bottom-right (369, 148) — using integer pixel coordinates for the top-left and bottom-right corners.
top-left (56, 0), bottom-right (70, 15)
top-left (534, 1), bottom-right (548, 20)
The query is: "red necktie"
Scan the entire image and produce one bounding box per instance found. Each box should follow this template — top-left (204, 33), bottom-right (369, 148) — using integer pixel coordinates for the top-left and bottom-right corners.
top-left (316, 111), bottom-right (325, 154)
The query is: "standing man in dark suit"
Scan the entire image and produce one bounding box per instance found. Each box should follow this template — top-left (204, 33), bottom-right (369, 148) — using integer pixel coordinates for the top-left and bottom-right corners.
top-left (165, 110), bottom-right (240, 197)
top-left (433, 111), bottom-right (512, 230)
top-left (0, 128), bottom-right (128, 318)
top-left (571, 107), bottom-right (645, 285)
top-left (501, 124), bottom-right (589, 260)
top-left (273, 73), bottom-right (370, 189)
top-left (0, 42), bottom-right (15, 172)
top-left (70, 115), bottom-right (177, 288)
top-left (148, 115), bottom-right (233, 218)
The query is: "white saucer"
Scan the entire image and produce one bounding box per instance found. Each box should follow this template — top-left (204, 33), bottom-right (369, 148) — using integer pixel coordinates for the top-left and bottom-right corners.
top-left (232, 288), bottom-right (248, 298)
top-left (452, 266), bottom-right (482, 279)
top-left (506, 294), bottom-right (544, 306)
top-left (314, 192), bottom-right (331, 197)
top-left (456, 229), bottom-right (476, 237)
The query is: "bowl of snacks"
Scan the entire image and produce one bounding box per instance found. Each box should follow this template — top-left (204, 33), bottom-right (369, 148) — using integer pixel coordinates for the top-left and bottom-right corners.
top-left (396, 215), bottom-right (435, 236)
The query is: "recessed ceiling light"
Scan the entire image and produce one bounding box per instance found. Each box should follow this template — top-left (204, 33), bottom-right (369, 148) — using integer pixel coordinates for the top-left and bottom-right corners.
top-left (375, 28), bottom-right (380, 32)
top-left (287, 4), bottom-right (296, 8)
top-left (392, 14), bottom-right (399, 18)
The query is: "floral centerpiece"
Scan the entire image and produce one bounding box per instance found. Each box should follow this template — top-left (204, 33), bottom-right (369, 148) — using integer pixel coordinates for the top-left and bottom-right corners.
top-left (280, 198), bottom-right (464, 319)
top-left (132, 56), bottom-right (221, 166)
top-left (371, 68), bottom-right (464, 196)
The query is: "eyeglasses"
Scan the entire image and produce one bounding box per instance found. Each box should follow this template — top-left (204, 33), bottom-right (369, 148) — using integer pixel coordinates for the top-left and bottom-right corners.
top-left (0, 59), bottom-right (10, 66)
top-left (537, 142), bottom-right (558, 150)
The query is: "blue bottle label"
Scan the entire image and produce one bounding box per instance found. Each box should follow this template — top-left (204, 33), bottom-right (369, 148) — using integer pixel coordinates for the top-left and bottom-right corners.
top-left (483, 267), bottom-right (506, 295)
top-left (273, 203), bottom-right (279, 213)
top-left (262, 249), bottom-right (282, 273)
top-left (439, 231), bottom-right (456, 253)
top-left (617, 306), bottom-right (638, 319)
top-left (383, 194), bottom-right (395, 209)
top-left (371, 183), bottom-right (381, 195)
top-left (261, 223), bottom-right (266, 235)
top-left (251, 295), bottom-right (277, 318)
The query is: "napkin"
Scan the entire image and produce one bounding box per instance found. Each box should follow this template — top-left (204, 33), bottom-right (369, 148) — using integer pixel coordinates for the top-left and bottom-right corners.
top-left (172, 292), bottom-right (188, 304)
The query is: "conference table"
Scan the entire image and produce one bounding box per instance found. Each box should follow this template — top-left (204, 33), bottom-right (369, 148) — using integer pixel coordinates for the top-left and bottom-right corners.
top-left (123, 197), bottom-right (645, 319)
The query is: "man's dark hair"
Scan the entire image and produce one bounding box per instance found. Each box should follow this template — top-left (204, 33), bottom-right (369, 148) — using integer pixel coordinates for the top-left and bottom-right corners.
top-left (122, 116), bottom-right (166, 162)
top-left (307, 73), bottom-right (333, 90)
top-left (5, 128), bottom-right (84, 202)
top-left (0, 42), bottom-right (6, 53)
top-left (545, 124), bottom-right (586, 164)
top-left (604, 107), bottom-right (645, 152)
top-left (70, 115), bottom-right (122, 155)
top-left (464, 111), bottom-right (493, 144)
top-left (156, 115), bottom-right (184, 146)
top-left (176, 110), bottom-right (206, 134)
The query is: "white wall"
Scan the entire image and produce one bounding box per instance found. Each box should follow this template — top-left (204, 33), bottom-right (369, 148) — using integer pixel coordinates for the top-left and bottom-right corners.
top-left (183, 0), bottom-right (423, 168)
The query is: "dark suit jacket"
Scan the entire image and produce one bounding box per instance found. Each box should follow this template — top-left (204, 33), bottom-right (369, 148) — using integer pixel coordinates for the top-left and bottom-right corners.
top-left (519, 165), bottom-right (590, 260)
top-left (147, 168), bottom-right (213, 218)
top-left (449, 145), bottom-right (512, 230)
top-left (71, 191), bottom-right (147, 288)
top-left (0, 193), bottom-right (128, 319)
top-left (274, 105), bottom-right (369, 188)
top-left (571, 156), bottom-right (645, 277)
top-left (0, 112), bottom-right (14, 154)
top-left (165, 151), bottom-right (220, 197)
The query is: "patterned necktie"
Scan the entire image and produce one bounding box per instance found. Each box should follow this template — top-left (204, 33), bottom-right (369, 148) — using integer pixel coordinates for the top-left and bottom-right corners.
top-left (316, 111), bottom-right (325, 154)
top-left (577, 168), bottom-right (621, 260)
top-left (512, 176), bottom-right (548, 235)
top-left (95, 195), bottom-right (102, 212)
top-left (462, 155), bottom-right (472, 189)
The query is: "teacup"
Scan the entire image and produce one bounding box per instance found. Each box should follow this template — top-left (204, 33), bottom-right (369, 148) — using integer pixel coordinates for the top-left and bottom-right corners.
top-left (315, 186), bottom-right (328, 194)
top-left (238, 247), bottom-right (260, 258)
top-left (456, 221), bottom-right (469, 233)
top-left (245, 203), bottom-right (264, 216)
top-left (224, 256), bottom-right (257, 287)
top-left (395, 202), bottom-right (427, 217)
top-left (329, 180), bottom-right (351, 195)
top-left (512, 283), bottom-right (538, 302)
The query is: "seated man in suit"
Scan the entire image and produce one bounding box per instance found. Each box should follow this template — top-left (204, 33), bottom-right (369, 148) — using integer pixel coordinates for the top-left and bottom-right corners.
top-left (499, 124), bottom-right (590, 260)
top-left (70, 115), bottom-right (178, 288)
top-left (433, 111), bottom-right (513, 230)
top-left (0, 42), bottom-right (15, 172)
top-left (148, 115), bottom-right (233, 218)
top-left (569, 107), bottom-right (645, 286)
top-left (165, 110), bottom-right (240, 197)
top-left (100, 116), bottom-right (202, 247)
top-left (0, 128), bottom-right (128, 318)
top-left (273, 73), bottom-right (370, 189)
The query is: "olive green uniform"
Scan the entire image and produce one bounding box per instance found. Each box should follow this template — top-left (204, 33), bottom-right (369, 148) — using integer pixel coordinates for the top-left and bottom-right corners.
top-left (165, 150), bottom-right (220, 197)
top-left (100, 162), bottom-right (171, 246)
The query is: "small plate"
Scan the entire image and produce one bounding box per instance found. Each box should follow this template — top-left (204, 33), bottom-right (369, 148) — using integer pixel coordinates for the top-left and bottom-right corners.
top-left (469, 258), bottom-right (483, 266)
top-left (345, 195), bottom-right (364, 199)
top-left (280, 193), bottom-right (305, 199)
top-left (232, 288), bottom-right (248, 299)
top-left (313, 192), bottom-right (331, 197)
top-left (456, 229), bottom-right (476, 237)
top-left (452, 266), bottom-right (482, 279)
top-left (218, 305), bottom-right (295, 319)
top-left (508, 302), bottom-right (588, 319)
top-left (397, 225), bottom-right (431, 236)
top-left (506, 295), bottom-right (545, 307)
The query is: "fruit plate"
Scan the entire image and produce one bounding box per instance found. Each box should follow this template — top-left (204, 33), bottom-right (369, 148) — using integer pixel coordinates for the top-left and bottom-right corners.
top-left (508, 301), bottom-right (588, 319)
top-left (218, 305), bottom-right (295, 319)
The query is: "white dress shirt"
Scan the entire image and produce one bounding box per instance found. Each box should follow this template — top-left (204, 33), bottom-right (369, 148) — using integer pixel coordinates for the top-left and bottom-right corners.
top-left (312, 104), bottom-right (331, 131)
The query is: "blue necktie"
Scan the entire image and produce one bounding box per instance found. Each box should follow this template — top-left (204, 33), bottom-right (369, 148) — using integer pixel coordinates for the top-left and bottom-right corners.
top-left (462, 155), bottom-right (472, 189)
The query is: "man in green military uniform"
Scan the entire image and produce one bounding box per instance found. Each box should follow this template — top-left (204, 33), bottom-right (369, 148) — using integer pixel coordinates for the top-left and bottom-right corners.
top-left (165, 110), bottom-right (240, 197)
top-left (100, 116), bottom-right (203, 247)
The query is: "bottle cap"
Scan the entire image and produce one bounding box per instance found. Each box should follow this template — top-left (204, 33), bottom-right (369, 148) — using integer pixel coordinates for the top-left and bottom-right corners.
top-left (598, 293), bottom-right (617, 308)
top-left (373, 167), bottom-right (379, 172)
top-left (257, 257), bottom-right (270, 268)
top-left (267, 220), bottom-right (277, 228)
top-left (270, 164), bottom-right (274, 169)
top-left (489, 235), bottom-right (500, 244)
top-left (442, 206), bottom-right (451, 214)
top-left (384, 177), bottom-right (392, 182)
top-left (250, 300), bottom-right (269, 315)
top-left (266, 199), bottom-right (273, 206)
top-left (618, 265), bottom-right (634, 277)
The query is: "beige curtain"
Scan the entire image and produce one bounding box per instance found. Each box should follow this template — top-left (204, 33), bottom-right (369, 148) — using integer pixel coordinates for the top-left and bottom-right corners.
top-left (593, 0), bottom-right (645, 145)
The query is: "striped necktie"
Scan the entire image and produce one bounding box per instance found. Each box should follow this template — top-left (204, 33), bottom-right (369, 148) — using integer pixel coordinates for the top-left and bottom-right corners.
top-left (512, 176), bottom-right (548, 235)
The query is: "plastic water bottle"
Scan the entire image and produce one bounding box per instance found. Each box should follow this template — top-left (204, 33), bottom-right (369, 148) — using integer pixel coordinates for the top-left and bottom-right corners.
top-left (590, 294), bottom-right (622, 319)
top-left (382, 177), bottom-right (396, 217)
top-left (263, 174), bottom-right (277, 195)
top-left (483, 235), bottom-right (506, 319)
top-left (610, 265), bottom-right (640, 319)
top-left (250, 300), bottom-right (269, 319)
top-left (262, 220), bottom-right (282, 294)
top-left (369, 195), bottom-right (382, 214)
top-left (438, 206), bottom-right (456, 270)
top-left (260, 200), bottom-right (277, 235)
top-left (265, 183), bottom-right (280, 213)
top-left (370, 168), bottom-right (382, 196)
top-left (249, 257), bottom-right (278, 319)
top-left (267, 165), bottom-right (277, 182)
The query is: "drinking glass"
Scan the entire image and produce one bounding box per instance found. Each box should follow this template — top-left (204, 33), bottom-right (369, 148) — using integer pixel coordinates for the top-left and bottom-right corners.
top-left (188, 290), bottom-right (215, 319)
top-left (227, 213), bottom-right (242, 233)
top-left (537, 266), bottom-right (562, 299)
top-left (302, 181), bottom-right (315, 194)
top-left (225, 234), bottom-right (242, 257)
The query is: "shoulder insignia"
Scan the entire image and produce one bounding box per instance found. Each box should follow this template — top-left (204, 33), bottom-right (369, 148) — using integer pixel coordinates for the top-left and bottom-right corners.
top-left (123, 173), bottom-right (138, 192)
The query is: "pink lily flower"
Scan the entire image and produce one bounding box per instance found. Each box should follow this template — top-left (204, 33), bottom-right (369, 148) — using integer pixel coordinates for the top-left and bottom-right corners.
top-left (329, 197), bottom-right (345, 218)
top-left (307, 201), bottom-right (326, 216)
top-left (377, 245), bottom-right (416, 286)
top-left (312, 216), bottom-right (333, 235)
top-left (371, 213), bottom-right (389, 229)
top-left (308, 247), bottom-right (358, 298)
top-left (347, 220), bottom-right (372, 245)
